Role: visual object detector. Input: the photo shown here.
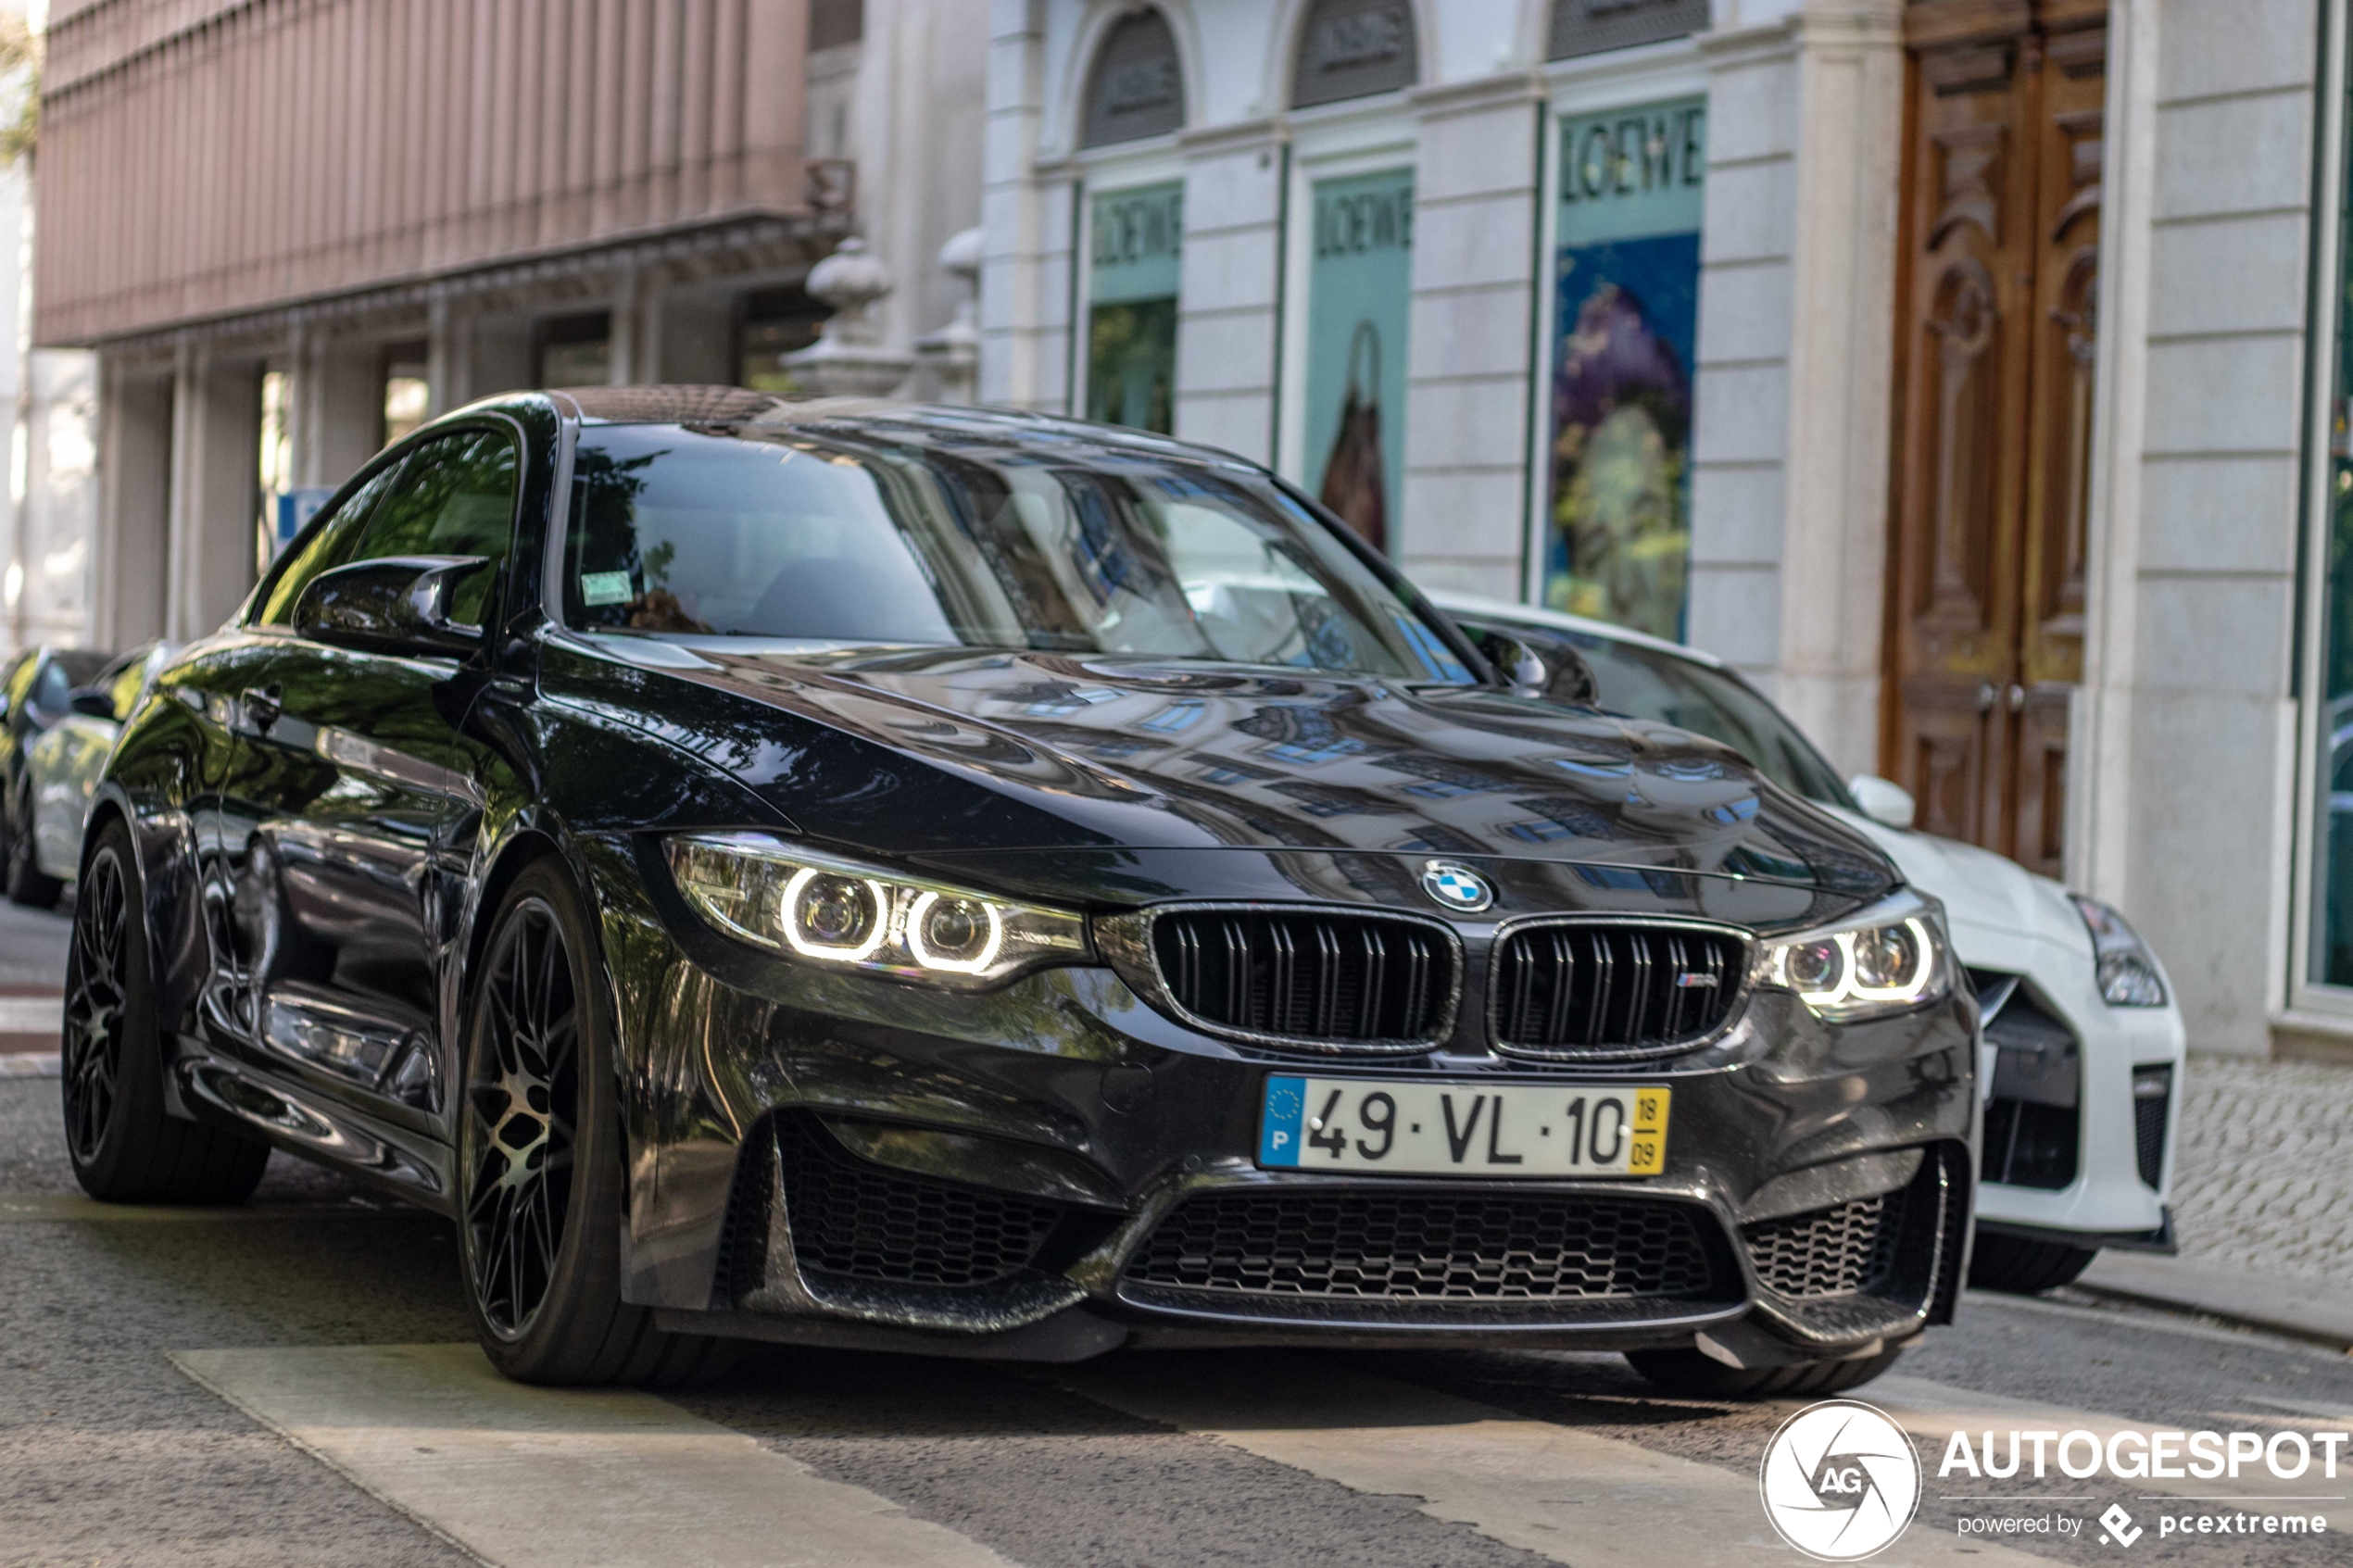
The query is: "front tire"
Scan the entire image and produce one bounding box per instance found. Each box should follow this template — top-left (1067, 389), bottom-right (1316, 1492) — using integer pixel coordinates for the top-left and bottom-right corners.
top-left (1968, 1231), bottom-right (2098, 1294)
top-left (459, 858), bottom-right (731, 1387)
top-left (63, 819), bottom-right (270, 1203)
top-left (1625, 1346), bottom-right (1904, 1399)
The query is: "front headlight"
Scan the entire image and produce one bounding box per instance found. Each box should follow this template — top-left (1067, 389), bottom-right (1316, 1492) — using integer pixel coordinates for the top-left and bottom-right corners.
top-left (664, 832), bottom-right (1091, 988)
top-left (1751, 890), bottom-right (1953, 1022)
top-left (2070, 894), bottom-right (2168, 1007)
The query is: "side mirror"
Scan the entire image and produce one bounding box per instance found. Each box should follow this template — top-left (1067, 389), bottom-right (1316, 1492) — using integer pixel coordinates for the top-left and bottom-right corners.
top-left (295, 555), bottom-right (490, 659)
top-left (1850, 773), bottom-right (1918, 830)
top-left (1465, 623), bottom-right (1599, 708)
top-left (66, 687), bottom-right (115, 720)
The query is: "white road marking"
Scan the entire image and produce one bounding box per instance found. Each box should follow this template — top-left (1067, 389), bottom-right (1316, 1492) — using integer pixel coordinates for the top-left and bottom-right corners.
top-left (0, 995), bottom-right (58, 1031)
top-left (172, 1344), bottom-right (1016, 1568)
top-left (1067, 1356), bottom-right (2049, 1566)
top-left (0, 1193), bottom-right (409, 1223)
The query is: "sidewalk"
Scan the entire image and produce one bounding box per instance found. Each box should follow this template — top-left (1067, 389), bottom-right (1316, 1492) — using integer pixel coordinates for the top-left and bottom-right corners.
top-left (2070, 1053), bottom-right (2353, 1348)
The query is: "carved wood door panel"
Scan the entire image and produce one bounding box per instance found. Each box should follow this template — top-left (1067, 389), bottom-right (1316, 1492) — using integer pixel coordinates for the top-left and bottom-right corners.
top-left (1887, 0), bottom-right (2105, 879)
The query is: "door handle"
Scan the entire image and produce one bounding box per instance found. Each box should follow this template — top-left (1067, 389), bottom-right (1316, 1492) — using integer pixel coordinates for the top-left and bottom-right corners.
top-left (2007, 684), bottom-right (2026, 713)
top-left (242, 686), bottom-right (283, 732)
top-left (1976, 682), bottom-right (1998, 714)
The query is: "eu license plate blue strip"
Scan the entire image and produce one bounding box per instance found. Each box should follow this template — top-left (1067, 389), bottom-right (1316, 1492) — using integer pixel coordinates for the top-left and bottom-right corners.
top-left (1260, 1074), bottom-right (1307, 1167)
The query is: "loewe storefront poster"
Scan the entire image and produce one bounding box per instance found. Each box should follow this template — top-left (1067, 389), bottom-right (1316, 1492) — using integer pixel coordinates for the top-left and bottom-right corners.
top-left (1548, 96), bottom-right (1705, 642)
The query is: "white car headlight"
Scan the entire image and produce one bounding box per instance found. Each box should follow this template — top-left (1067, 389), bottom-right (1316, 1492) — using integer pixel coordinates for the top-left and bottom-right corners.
top-left (2070, 894), bottom-right (2168, 1008)
top-left (665, 832), bottom-right (1090, 988)
top-left (1752, 890), bottom-right (1954, 1022)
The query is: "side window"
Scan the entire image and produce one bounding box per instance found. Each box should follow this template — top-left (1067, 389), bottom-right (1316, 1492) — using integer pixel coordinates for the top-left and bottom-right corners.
top-left (255, 460), bottom-right (405, 626)
top-left (29, 659), bottom-right (69, 716)
top-left (346, 430), bottom-right (520, 625)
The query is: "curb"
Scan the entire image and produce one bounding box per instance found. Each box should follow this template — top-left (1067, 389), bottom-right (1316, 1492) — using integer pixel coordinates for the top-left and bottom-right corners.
top-left (2072, 1252), bottom-right (2353, 1352)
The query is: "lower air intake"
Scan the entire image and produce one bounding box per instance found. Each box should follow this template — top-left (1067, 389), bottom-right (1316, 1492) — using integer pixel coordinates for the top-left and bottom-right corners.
top-left (1125, 1188), bottom-right (1720, 1301)
top-left (1742, 1192), bottom-right (1906, 1298)
top-left (2133, 1065), bottom-right (2171, 1189)
top-left (774, 1118), bottom-right (1062, 1288)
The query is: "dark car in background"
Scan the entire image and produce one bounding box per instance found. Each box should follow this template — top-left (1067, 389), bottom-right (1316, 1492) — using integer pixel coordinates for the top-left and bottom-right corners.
top-left (1, 645), bottom-right (111, 907)
top-left (66, 390), bottom-right (1976, 1397)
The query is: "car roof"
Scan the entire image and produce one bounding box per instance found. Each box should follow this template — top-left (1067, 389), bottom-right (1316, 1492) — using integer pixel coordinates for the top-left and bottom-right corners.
top-left (1425, 591), bottom-right (1728, 671)
top-left (522, 386), bottom-right (1256, 470)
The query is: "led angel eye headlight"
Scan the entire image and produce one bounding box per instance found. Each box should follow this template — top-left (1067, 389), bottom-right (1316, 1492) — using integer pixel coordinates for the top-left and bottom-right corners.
top-left (663, 832), bottom-right (1089, 989)
top-left (1755, 893), bottom-right (1951, 1022)
top-left (780, 868), bottom-right (890, 961)
top-left (905, 891), bottom-right (1004, 973)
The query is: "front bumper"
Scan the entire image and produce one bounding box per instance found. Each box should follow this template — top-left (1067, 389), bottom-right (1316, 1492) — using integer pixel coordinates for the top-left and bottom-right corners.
top-left (591, 836), bottom-right (1979, 1366)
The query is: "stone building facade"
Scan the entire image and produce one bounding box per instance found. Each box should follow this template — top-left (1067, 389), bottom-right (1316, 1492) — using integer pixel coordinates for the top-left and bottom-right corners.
top-left (976, 0), bottom-right (2347, 1060)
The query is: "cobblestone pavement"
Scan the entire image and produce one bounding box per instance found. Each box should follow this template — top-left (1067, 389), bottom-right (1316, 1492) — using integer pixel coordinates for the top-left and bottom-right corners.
top-left (2171, 1054), bottom-right (2353, 1288)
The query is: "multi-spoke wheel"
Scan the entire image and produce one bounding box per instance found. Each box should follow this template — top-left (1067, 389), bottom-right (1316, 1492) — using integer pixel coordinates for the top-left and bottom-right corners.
top-left (463, 896), bottom-right (579, 1338)
top-left (62, 818), bottom-right (269, 1203)
top-left (62, 841), bottom-right (130, 1163)
top-left (458, 858), bottom-right (732, 1386)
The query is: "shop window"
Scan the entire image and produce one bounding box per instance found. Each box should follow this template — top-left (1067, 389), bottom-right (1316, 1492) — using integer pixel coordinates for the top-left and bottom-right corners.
top-left (382, 341), bottom-right (429, 449)
top-left (1548, 0), bottom-right (1710, 61)
top-left (539, 311), bottom-right (611, 388)
top-left (1081, 9), bottom-right (1184, 148)
top-left (1087, 182), bottom-right (1183, 433)
top-left (1542, 96), bottom-right (1706, 643)
top-left (2313, 87), bottom-right (2353, 985)
top-left (1291, 0), bottom-right (1417, 108)
top-left (739, 286), bottom-right (831, 393)
top-left (1302, 169), bottom-right (1412, 553)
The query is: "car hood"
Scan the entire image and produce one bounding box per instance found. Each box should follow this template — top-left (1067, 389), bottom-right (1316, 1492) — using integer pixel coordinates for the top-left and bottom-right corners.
top-left (1824, 806), bottom-right (2089, 968)
top-left (553, 636), bottom-right (1896, 899)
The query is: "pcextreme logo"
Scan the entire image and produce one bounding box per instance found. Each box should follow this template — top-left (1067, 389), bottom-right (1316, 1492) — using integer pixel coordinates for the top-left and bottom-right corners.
top-left (1759, 1399), bottom-right (1923, 1561)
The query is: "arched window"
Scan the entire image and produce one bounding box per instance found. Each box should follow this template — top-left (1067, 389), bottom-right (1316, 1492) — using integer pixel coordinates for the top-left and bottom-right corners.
top-left (1548, 0), bottom-right (1708, 61)
top-left (1290, 0), bottom-right (1418, 108)
top-left (1081, 9), bottom-right (1186, 148)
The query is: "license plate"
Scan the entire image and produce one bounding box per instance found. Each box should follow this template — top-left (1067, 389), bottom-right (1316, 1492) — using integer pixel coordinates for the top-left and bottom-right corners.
top-left (1257, 1076), bottom-right (1669, 1177)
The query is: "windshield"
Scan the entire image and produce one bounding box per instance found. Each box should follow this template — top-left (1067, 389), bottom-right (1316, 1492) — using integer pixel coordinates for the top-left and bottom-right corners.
top-left (560, 423), bottom-right (1473, 684)
top-left (1548, 628), bottom-right (1853, 807)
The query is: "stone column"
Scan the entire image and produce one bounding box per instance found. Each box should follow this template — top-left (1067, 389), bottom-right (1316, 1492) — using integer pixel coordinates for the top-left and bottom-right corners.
top-left (1400, 74), bottom-right (1545, 598)
top-left (979, 0), bottom-right (1072, 410)
top-left (164, 345), bottom-right (262, 641)
top-left (94, 356), bottom-right (171, 647)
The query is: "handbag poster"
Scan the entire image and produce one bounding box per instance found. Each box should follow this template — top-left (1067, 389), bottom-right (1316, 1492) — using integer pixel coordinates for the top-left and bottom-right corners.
top-left (1304, 168), bottom-right (1414, 554)
top-left (1547, 97), bottom-right (1706, 642)
top-left (1088, 182), bottom-right (1184, 434)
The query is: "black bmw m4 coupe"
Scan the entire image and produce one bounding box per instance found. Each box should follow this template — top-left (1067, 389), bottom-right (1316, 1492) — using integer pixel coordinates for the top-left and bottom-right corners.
top-left (64, 387), bottom-right (1977, 1395)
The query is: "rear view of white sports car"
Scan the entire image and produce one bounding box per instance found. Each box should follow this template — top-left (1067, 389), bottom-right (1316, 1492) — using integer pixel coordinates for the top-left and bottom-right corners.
top-left (1435, 594), bottom-right (2183, 1293)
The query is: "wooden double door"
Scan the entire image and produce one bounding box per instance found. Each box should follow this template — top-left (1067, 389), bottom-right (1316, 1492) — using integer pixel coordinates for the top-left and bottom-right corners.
top-left (1885, 0), bottom-right (2107, 880)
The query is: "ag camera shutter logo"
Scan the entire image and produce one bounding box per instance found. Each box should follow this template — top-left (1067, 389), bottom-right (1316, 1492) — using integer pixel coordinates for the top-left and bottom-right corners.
top-left (1759, 1399), bottom-right (1922, 1561)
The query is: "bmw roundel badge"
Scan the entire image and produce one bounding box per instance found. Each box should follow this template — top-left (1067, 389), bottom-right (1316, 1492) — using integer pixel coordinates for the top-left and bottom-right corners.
top-left (1420, 860), bottom-right (1493, 914)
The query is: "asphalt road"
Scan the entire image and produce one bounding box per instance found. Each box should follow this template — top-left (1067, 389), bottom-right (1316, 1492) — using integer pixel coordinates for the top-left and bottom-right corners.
top-left (2, 900), bottom-right (2349, 1565)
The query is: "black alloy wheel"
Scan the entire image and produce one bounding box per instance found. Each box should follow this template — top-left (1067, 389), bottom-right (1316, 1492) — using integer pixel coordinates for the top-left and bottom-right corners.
top-left (463, 894), bottom-right (580, 1339)
top-left (62, 819), bottom-right (269, 1202)
top-left (458, 859), bottom-right (732, 1386)
top-left (1966, 1231), bottom-right (2099, 1294)
top-left (61, 841), bottom-right (130, 1163)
